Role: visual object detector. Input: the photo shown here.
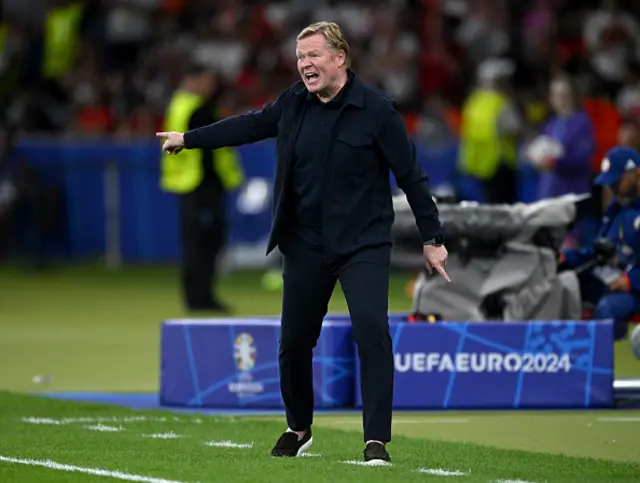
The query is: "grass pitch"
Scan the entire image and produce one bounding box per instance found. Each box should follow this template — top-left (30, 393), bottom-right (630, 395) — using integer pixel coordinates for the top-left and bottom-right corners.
top-left (1, 392), bottom-right (639, 483)
top-left (0, 264), bottom-right (638, 393)
top-left (1, 264), bottom-right (640, 482)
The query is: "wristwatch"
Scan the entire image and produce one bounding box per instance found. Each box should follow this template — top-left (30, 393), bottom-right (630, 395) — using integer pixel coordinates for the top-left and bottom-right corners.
top-left (423, 234), bottom-right (445, 246)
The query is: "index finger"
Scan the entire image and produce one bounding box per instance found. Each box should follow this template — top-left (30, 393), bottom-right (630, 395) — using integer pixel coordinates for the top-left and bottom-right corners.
top-left (434, 264), bottom-right (451, 283)
top-left (155, 132), bottom-right (168, 138)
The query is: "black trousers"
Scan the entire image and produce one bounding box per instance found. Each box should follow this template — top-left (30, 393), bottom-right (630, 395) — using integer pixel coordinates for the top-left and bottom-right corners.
top-left (179, 181), bottom-right (227, 309)
top-left (278, 234), bottom-right (394, 443)
top-left (482, 163), bottom-right (517, 204)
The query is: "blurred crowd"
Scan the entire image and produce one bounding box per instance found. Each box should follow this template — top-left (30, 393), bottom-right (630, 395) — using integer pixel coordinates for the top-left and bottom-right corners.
top-left (0, 0), bottom-right (636, 143)
top-left (2, 0), bottom-right (640, 265)
top-left (0, 0), bottom-right (426, 136)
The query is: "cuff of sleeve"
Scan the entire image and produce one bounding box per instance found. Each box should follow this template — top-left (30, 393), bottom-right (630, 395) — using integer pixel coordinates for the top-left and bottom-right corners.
top-left (423, 233), bottom-right (445, 245)
top-left (183, 131), bottom-right (195, 149)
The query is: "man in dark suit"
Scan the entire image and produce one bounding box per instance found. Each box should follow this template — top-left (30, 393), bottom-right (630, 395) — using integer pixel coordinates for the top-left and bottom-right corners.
top-left (157, 21), bottom-right (450, 465)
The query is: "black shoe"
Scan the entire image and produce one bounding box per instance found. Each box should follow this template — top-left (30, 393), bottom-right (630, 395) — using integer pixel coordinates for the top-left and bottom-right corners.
top-left (363, 441), bottom-right (391, 465)
top-left (270, 428), bottom-right (313, 457)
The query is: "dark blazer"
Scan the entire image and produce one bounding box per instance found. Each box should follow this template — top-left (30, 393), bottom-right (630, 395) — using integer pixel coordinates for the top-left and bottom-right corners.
top-left (183, 71), bottom-right (442, 256)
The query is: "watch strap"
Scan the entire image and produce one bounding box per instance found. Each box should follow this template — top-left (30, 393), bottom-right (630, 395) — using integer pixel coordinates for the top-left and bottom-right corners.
top-left (423, 234), bottom-right (445, 246)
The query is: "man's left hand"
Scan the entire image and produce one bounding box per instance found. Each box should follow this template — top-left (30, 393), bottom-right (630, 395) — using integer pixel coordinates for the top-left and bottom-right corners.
top-left (609, 276), bottom-right (629, 292)
top-left (424, 245), bottom-right (451, 282)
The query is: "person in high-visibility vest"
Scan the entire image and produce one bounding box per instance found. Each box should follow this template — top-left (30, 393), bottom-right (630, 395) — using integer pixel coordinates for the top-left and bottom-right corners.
top-left (42, 1), bottom-right (83, 81)
top-left (458, 59), bottom-right (522, 204)
top-left (161, 64), bottom-right (244, 313)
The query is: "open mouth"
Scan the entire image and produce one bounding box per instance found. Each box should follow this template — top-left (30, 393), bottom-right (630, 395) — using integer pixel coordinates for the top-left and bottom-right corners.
top-left (304, 73), bottom-right (319, 81)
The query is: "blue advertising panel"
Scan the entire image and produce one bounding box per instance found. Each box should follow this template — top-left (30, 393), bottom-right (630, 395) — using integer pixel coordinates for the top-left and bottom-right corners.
top-left (17, 137), bottom-right (463, 262)
top-left (355, 320), bottom-right (614, 409)
top-left (160, 318), bottom-right (354, 409)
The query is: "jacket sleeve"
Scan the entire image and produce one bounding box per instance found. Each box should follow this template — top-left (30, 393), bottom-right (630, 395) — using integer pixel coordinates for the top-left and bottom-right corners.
top-left (562, 200), bottom-right (621, 268)
top-left (183, 91), bottom-right (285, 150)
top-left (560, 246), bottom-right (594, 269)
top-left (376, 107), bottom-right (442, 242)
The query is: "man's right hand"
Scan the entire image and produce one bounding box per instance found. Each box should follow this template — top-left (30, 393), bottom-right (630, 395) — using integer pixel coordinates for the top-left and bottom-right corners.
top-left (423, 244), bottom-right (451, 283)
top-left (156, 131), bottom-right (185, 155)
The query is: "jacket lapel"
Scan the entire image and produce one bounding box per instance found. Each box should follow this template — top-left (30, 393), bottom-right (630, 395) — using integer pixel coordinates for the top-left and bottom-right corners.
top-left (281, 92), bottom-right (308, 176)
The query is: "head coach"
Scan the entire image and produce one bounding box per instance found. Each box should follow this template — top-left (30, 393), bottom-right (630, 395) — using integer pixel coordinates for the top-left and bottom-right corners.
top-left (157, 21), bottom-right (450, 465)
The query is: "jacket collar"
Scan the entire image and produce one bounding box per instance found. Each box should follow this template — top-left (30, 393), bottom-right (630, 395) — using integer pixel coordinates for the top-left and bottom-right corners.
top-left (344, 69), bottom-right (364, 108)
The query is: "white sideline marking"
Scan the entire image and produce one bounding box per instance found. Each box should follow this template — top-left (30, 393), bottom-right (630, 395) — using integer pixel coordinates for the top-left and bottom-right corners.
top-left (204, 441), bottom-right (253, 449)
top-left (597, 417), bottom-right (640, 423)
top-left (21, 417), bottom-right (62, 425)
top-left (300, 453), bottom-right (322, 457)
top-left (143, 432), bottom-right (182, 439)
top-left (85, 424), bottom-right (125, 432)
top-left (418, 468), bottom-right (469, 476)
top-left (20, 416), bottom-right (202, 425)
top-left (0, 455), bottom-right (195, 483)
top-left (341, 460), bottom-right (392, 467)
top-left (493, 479), bottom-right (543, 483)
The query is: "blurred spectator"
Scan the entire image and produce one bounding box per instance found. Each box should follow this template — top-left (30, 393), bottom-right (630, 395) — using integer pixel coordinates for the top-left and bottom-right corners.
top-left (0, 131), bottom-right (22, 239)
top-left (0, 128), bottom-right (53, 268)
top-left (160, 64), bottom-right (244, 313)
top-left (1, 0), bottom-right (640, 258)
top-left (583, 0), bottom-right (640, 99)
top-left (455, 0), bottom-right (510, 66)
top-left (615, 61), bottom-right (640, 120)
top-left (419, 7), bottom-right (462, 104)
top-left (522, 74), bottom-right (597, 248)
top-left (415, 96), bottom-right (457, 150)
top-left (457, 58), bottom-right (523, 203)
top-left (524, 74), bottom-right (596, 201)
top-left (619, 117), bottom-right (640, 149)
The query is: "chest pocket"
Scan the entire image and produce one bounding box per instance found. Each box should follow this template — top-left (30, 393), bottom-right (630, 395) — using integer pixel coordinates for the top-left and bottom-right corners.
top-left (334, 130), bottom-right (378, 176)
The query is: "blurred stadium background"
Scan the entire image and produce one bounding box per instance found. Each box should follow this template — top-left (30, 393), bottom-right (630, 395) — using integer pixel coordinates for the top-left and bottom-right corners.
top-left (2, 1), bottom-right (640, 481)
top-left (2, 0), bottom-right (640, 389)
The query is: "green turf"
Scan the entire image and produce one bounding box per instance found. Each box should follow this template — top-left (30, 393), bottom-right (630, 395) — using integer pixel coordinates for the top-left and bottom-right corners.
top-left (0, 393), bottom-right (639, 483)
top-left (1, 264), bottom-right (638, 394)
top-left (312, 411), bottom-right (640, 463)
top-left (0, 264), bottom-right (408, 393)
top-left (2, 265), bottom-right (640, 482)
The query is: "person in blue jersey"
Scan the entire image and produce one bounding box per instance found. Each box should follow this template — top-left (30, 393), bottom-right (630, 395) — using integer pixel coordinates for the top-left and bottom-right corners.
top-left (560, 146), bottom-right (640, 340)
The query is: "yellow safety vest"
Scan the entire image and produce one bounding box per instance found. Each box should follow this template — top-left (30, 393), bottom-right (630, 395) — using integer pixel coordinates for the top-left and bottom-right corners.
top-left (161, 90), bottom-right (244, 193)
top-left (42, 2), bottom-right (83, 79)
top-left (458, 89), bottom-right (517, 180)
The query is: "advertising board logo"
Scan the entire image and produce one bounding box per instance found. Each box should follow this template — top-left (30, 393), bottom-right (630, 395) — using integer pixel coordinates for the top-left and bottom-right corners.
top-left (228, 332), bottom-right (264, 397)
top-left (394, 352), bottom-right (572, 373)
top-left (233, 333), bottom-right (256, 371)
